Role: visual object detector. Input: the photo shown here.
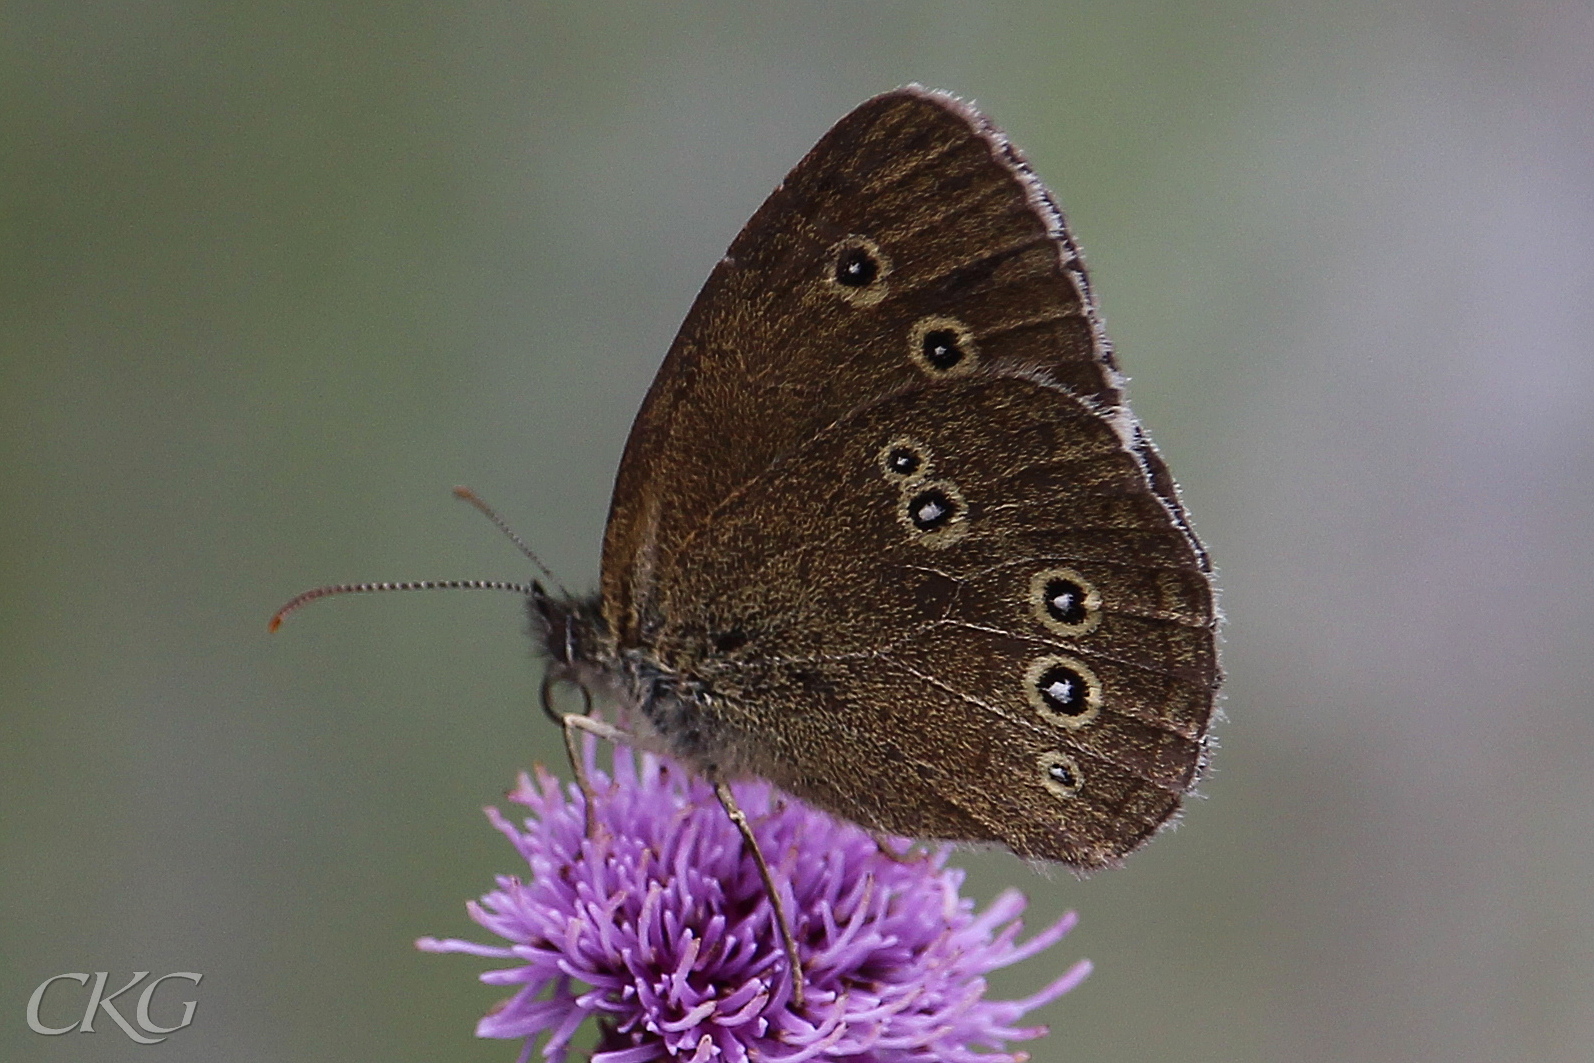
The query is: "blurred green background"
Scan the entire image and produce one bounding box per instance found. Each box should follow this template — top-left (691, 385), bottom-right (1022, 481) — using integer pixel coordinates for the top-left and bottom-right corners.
top-left (5, 2), bottom-right (1592, 1061)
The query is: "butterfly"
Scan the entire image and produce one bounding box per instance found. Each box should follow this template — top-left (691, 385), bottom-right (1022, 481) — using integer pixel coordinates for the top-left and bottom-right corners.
top-left (535, 85), bottom-right (1218, 870)
top-left (276, 86), bottom-right (1219, 1001)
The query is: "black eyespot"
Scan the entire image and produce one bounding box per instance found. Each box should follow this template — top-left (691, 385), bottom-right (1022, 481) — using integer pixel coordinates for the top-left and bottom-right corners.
top-left (1039, 751), bottom-right (1084, 797)
top-left (834, 245), bottom-right (879, 288)
top-left (888, 447), bottom-right (922, 476)
top-left (921, 328), bottom-right (965, 371)
top-left (908, 487), bottom-right (956, 531)
top-left (896, 476), bottom-right (968, 548)
top-left (1043, 578), bottom-right (1089, 627)
top-left (1029, 567), bottom-right (1101, 636)
top-left (878, 438), bottom-right (932, 483)
top-left (908, 316), bottom-right (978, 376)
top-left (1026, 654), bottom-right (1101, 728)
top-left (1036, 664), bottom-right (1090, 716)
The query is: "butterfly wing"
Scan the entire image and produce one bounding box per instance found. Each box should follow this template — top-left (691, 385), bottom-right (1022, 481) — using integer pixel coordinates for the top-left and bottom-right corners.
top-left (602, 86), bottom-right (1203, 644)
top-left (639, 375), bottom-right (1216, 868)
top-left (598, 86), bottom-right (1217, 868)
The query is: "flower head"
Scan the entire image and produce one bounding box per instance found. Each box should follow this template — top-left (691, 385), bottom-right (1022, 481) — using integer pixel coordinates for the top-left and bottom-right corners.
top-left (418, 743), bottom-right (1090, 1063)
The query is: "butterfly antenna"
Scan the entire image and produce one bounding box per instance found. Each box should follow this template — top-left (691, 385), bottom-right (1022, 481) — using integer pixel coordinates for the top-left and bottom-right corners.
top-left (269, 579), bottom-right (539, 632)
top-left (452, 486), bottom-right (568, 595)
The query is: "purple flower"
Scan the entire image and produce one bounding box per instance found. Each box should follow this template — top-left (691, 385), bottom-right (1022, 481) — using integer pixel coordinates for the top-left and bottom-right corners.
top-left (418, 742), bottom-right (1091, 1063)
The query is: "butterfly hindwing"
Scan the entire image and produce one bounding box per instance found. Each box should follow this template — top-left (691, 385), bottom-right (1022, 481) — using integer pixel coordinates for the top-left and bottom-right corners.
top-left (638, 376), bottom-right (1216, 868)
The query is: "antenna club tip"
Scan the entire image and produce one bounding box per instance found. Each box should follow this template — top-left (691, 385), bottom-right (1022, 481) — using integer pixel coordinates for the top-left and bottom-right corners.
top-left (268, 614), bottom-right (284, 633)
top-left (452, 485), bottom-right (476, 500)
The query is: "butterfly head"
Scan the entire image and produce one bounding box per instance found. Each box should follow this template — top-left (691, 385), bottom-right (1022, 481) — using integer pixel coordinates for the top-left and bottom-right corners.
top-left (528, 583), bottom-right (609, 669)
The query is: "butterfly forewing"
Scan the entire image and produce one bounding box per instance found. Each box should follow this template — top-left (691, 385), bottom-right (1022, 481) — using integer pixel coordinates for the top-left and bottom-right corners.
top-left (602, 87), bottom-right (1152, 645)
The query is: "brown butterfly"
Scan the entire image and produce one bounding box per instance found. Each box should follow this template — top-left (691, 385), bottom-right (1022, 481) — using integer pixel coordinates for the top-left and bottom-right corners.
top-left (276, 85), bottom-right (1219, 1000)
top-left (539, 84), bottom-right (1218, 867)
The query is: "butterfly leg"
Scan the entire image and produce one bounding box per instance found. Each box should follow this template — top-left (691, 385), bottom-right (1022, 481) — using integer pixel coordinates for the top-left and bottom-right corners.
top-left (545, 671), bottom-right (630, 838)
top-left (713, 782), bottom-right (806, 1010)
top-left (560, 711), bottom-right (634, 837)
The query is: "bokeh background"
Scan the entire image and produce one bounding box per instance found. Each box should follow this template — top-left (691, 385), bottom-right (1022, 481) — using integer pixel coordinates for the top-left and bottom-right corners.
top-left (5, 2), bottom-right (1592, 1061)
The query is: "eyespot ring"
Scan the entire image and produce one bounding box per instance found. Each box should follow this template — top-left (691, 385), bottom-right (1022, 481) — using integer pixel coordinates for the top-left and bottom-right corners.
top-left (824, 235), bottom-right (891, 306)
top-left (1029, 567), bottom-right (1102, 637)
top-left (909, 316), bottom-right (978, 376)
top-left (1024, 654), bottom-right (1102, 729)
top-left (1039, 751), bottom-right (1084, 798)
top-left (877, 436), bottom-right (933, 483)
top-left (897, 478), bottom-right (969, 549)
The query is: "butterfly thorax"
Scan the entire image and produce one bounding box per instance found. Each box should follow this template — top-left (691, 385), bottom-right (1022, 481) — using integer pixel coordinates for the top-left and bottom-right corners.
top-left (531, 585), bottom-right (737, 777)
